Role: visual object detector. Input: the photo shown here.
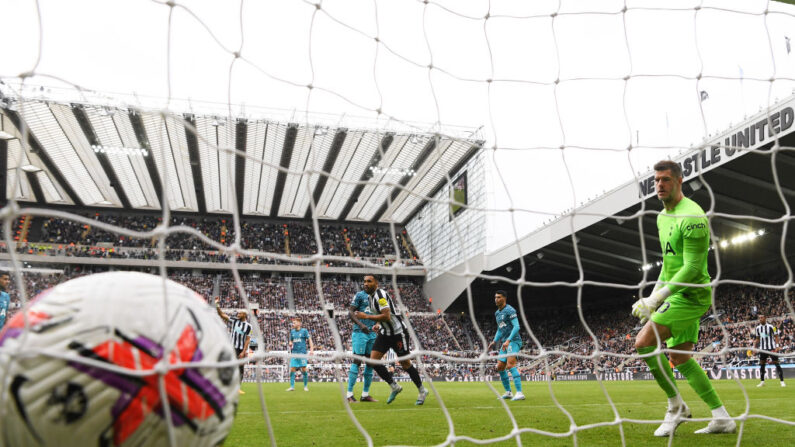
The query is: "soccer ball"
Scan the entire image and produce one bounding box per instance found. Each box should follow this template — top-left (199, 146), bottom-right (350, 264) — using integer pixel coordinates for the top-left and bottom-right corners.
top-left (0, 272), bottom-right (239, 447)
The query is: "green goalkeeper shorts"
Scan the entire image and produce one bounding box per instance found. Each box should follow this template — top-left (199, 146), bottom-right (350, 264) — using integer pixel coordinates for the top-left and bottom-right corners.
top-left (650, 292), bottom-right (711, 348)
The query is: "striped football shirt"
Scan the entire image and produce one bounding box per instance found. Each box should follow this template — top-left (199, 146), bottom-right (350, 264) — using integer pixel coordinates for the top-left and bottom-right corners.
top-left (367, 288), bottom-right (405, 336)
top-left (754, 323), bottom-right (778, 351)
top-left (229, 317), bottom-right (252, 351)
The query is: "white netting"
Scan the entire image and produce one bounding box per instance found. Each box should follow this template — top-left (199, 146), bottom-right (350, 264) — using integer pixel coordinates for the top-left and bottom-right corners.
top-left (1, 0), bottom-right (795, 446)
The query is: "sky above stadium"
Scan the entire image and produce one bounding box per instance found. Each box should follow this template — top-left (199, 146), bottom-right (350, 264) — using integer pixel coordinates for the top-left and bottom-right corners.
top-left (2, 0), bottom-right (795, 252)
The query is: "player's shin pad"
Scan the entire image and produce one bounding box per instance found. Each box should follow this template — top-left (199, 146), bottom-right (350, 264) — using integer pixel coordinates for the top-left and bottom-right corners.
top-left (509, 367), bottom-right (522, 392)
top-left (347, 363), bottom-right (359, 393)
top-left (638, 346), bottom-right (678, 398)
top-left (499, 370), bottom-right (511, 392)
top-left (372, 364), bottom-right (394, 384)
top-left (363, 365), bottom-right (374, 392)
top-left (406, 365), bottom-right (422, 388)
top-left (678, 359), bottom-right (722, 410)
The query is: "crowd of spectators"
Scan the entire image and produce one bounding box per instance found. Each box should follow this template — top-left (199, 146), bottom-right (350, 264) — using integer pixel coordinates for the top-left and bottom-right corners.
top-left (3, 271), bottom-right (68, 315)
top-left (26, 214), bottom-right (420, 265)
top-left (169, 271), bottom-right (214, 299)
top-left (469, 287), bottom-right (795, 377)
top-left (5, 243), bottom-right (387, 267)
top-left (217, 278), bottom-right (288, 309)
top-left (291, 279), bottom-right (431, 312)
top-left (444, 314), bottom-right (479, 350)
top-left (3, 269), bottom-right (792, 379)
top-left (253, 312), bottom-right (336, 352)
top-left (1, 269), bottom-right (215, 322)
top-left (292, 279), bottom-right (359, 311)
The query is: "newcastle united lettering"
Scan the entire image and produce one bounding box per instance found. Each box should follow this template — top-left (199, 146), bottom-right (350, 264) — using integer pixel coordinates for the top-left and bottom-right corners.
top-left (639, 106), bottom-right (794, 197)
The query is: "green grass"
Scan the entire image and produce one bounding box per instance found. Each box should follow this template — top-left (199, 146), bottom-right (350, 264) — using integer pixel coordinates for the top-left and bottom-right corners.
top-left (226, 379), bottom-right (794, 446)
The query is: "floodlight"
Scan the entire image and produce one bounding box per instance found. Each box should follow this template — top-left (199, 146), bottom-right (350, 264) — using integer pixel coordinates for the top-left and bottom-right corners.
top-left (91, 145), bottom-right (148, 157)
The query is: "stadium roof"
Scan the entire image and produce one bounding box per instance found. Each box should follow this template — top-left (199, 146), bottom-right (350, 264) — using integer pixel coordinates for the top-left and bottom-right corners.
top-left (0, 92), bottom-right (482, 225)
top-left (454, 146), bottom-right (795, 313)
top-left (439, 95), bottom-right (795, 313)
top-left (490, 146), bottom-right (795, 281)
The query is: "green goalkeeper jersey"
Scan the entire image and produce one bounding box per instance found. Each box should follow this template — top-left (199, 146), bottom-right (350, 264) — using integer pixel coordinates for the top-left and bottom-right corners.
top-left (656, 196), bottom-right (711, 305)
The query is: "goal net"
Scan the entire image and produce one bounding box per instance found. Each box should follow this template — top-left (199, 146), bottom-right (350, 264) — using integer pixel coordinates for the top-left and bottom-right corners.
top-left (1, 0), bottom-right (794, 446)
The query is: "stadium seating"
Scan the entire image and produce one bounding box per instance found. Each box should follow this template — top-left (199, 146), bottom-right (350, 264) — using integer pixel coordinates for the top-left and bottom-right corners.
top-left (4, 270), bottom-right (792, 378)
top-left (22, 214), bottom-right (420, 266)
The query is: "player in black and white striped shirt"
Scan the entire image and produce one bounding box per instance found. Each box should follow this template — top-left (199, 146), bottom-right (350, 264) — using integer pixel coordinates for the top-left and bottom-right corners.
top-left (215, 298), bottom-right (252, 394)
top-left (355, 274), bottom-right (428, 405)
top-left (753, 315), bottom-right (785, 388)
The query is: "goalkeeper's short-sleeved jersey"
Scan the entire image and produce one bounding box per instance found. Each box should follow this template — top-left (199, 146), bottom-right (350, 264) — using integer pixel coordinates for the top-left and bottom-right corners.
top-left (657, 197), bottom-right (711, 304)
top-left (350, 290), bottom-right (376, 334)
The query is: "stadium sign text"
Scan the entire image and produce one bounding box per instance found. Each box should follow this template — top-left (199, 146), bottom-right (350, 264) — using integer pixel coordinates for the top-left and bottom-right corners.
top-left (244, 366), bottom-right (794, 384)
top-left (708, 366), bottom-right (790, 381)
top-left (638, 106), bottom-right (794, 198)
top-left (518, 366), bottom-right (794, 383)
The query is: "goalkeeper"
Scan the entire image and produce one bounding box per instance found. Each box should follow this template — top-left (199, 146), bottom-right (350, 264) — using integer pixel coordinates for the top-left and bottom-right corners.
top-left (631, 160), bottom-right (734, 436)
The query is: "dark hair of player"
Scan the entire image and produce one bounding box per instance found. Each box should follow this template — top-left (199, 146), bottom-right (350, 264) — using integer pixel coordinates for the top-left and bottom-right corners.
top-left (495, 290), bottom-right (508, 299)
top-left (364, 274), bottom-right (379, 283)
top-left (653, 160), bottom-right (682, 179)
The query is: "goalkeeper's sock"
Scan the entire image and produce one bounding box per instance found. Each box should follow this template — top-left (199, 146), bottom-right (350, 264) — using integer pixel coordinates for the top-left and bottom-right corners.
top-left (372, 364), bottom-right (394, 385)
top-left (638, 346), bottom-right (678, 398)
top-left (303, 370), bottom-right (309, 387)
top-left (711, 406), bottom-right (730, 419)
top-left (668, 394), bottom-right (685, 409)
top-left (290, 372), bottom-right (296, 388)
top-left (363, 365), bottom-right (374, 393)
top-left (347, 363), bottom-right (359, 393)
top-left (677, 358), bottom-right (723, 410)
top-left (499, 370), bottom-right (511, 392)
top-left (509, 367), bottom-right (523, 392)
top-left (406, 365), bottom-right (423, 389)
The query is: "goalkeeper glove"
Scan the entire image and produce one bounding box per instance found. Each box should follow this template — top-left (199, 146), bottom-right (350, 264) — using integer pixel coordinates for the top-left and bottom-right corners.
top-left (631, 288), bottom-right (671, 324)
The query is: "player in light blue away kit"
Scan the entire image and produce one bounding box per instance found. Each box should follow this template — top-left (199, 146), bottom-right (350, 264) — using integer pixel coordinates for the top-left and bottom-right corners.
top-left (487, 290), bottom-right (525, 401)
top-left (346, 290), bottom-right (380, 402)
top-left (0, 272), bottom-right (9, 330)
top-left (287, 317), bottom-right (314, 392)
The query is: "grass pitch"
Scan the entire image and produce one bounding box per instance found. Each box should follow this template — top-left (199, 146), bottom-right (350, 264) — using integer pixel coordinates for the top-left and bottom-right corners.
top-left (227, 379), bottom-right (794, 446)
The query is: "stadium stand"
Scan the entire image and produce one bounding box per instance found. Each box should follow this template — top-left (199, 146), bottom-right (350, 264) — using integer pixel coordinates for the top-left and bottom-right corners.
top-left (6, 268), bottom-right (791, 380)
top-left (30, 214), bottom-right (418, 263)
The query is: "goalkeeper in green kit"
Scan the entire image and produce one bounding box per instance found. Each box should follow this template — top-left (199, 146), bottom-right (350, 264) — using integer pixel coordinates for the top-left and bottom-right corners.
top-left (631, 160), bottom-right (735, 437)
